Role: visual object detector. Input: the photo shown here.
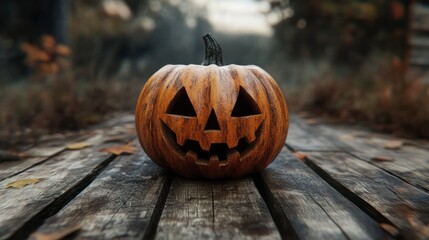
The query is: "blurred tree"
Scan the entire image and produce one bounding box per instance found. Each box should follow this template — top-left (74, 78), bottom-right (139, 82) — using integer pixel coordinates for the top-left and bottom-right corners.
top-left (271, 0), bottom-right (412, 70)
top-left (38, 0), bottom-right (69, 44)
top-left (0, 0), bottom-right (69, 43)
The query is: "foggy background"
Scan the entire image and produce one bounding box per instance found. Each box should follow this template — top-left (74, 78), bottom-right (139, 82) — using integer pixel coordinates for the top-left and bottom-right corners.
top-left (0, 0), bottom-right (410, 83)
top-left (1, 0), bottom-right (426, 146)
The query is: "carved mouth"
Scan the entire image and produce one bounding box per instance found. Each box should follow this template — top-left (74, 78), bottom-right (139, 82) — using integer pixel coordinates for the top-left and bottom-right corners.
top-left (161, 121), bottom-right (263, 164)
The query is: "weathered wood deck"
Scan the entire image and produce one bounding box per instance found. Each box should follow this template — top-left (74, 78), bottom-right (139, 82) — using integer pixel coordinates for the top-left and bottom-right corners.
top-left (0, 114), bottom-right (428, 240)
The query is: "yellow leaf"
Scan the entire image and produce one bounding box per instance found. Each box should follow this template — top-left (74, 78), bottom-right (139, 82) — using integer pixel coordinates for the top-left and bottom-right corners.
top-left (100, 142), bottom-right (138, 155)
top-left (5, 178), bottom-right (44, 189)
top-left (66, 142), bottom-right (93, 150)
top-left (31, 224), bottom-right (81, 240)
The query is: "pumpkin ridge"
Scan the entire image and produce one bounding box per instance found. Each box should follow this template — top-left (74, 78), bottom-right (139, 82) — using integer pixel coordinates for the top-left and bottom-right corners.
top-left (249, 68), bottom-right (288, 169)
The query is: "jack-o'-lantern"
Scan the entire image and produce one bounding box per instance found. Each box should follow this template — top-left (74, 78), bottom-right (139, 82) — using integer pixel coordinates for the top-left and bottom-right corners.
top-left (135, 34), bottom-right (288, 178)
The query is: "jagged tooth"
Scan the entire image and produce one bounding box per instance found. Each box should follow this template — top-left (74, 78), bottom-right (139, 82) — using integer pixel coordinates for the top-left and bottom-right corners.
top-left (199, 141), bottom-right (211, 151)
top-left (227, 139), bottom-right (239, 149)
top-left (209, 155), bottom-right (220, 168)
top-left (227, 149), bottom-right (240, 162)
top-left (245, 131), bottom-right (256, 143)
top-left (188, 151), bottom-right (207, 166)
top-left (185, 151), bottom-right (198, 161)
top-left (186, 150), bottom-right (198, 159)
top-left (176, 135), bottom-right (186, 146)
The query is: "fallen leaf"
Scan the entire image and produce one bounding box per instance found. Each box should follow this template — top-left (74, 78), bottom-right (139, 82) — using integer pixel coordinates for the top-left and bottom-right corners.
top-left (294, 151), bottom-right (308, 160)
top-left (371, 155), bottom-right (394, 162)
top-left (100, 142), bottom-right (138, 155)
top-left (379, 223), bottom-right (399, 236)
top-left (406, 214), bottom-right (429, 238)
top-left (66, 142), bottom-right (93, 150)
top-left (6, 178), bottom-right (44, 189)
top-left (31, 224), bottom-right (81, 240)
top-left (383, 140), bottom-right (403, 150)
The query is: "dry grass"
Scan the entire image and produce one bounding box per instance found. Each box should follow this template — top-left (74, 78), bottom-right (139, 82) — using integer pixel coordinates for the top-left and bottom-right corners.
top-left (288, 58), bottom-right (429, 138)
top-left (2, 55), bottom-right (428, 149)
top-left (0, 75), bottom-right (141, 148)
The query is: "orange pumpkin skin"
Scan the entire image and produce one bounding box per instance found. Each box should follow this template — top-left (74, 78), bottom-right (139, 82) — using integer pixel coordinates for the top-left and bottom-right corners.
top-left (135, 36), bottom-right (288, 179)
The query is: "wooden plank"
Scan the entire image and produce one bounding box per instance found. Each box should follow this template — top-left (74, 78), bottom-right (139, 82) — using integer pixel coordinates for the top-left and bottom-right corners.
top-left (410, 47), bottom-right (429, 59)
top-left (0, 132), bottom-right (117, 240)
top-left (91, 114), bottom-right (134, 129)
top-left (0, 128), bottom-right (101, 182)
top-left (0, 147), bottom-right (64, 182)
top-left (257, 147), bottom-right (390, 240)
top-left (411, 35), bottom-right (429, 48)
top-left (156, 177), bottom-right (281, 240)
top-left (305, 152), bottom-right (429, 239)
top-left (354, 141), bottom-right (429, 192)
top-left (412, 3), bottom-right (429, 32)
top-left (313, 123), bottom-right (429, 192)
top-left (0, 114), bottom-right (135, 184)
top-left (286, 119), bottom-right (346, 152)
top-left (32, 152), bottom-right (170, 239)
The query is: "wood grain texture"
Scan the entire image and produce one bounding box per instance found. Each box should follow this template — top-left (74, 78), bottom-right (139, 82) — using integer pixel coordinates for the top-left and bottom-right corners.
top-left (0, 145), bottom-right (67, 182)
top-left (308, 122), bottom-right (429, 193)
top-left (286, 118), bottom-right (347, 152)
top-left (135, 64), bottom-right (288, 178)
top-left (305, 152), bottom-right (429, 239)
top-left (0, 133), bottom-right (116, 240)
top-left (155, 176), bottom-right (281, 240)
top-left (348, 140), bottom-right (429, 193)
top-left (258, 147), bottom-right (390, 240)
top-left (33, 152), bottom-right (170, 240)
top-left (0, 124), bottom-right (115, 183)
top-left (90, 114), bottom-right (135, 130)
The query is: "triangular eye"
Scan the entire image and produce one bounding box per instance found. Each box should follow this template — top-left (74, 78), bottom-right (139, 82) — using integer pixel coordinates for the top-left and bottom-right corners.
top-left (166, 87), bottom-right (197, 116)
top-left (231, 87), bottom-right (261, 117)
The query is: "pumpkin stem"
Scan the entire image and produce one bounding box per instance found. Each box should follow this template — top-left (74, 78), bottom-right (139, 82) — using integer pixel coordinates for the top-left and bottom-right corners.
top-left (202, 34), bottom-right (225, 66)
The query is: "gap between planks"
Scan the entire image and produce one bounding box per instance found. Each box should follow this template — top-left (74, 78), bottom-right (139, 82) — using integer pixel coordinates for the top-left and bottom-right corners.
top-left (31, 152), bottom-right (174, 240)
top-left (0, 133), bottom-right (92, 182)
top-left (0, 127), bottom-right (135, 239)
top-left (3, 154), bottom-right (118, 240)
top-left (302, 152), bottom-right (429, 239)
top-left (252, 147), bottom-right (391, 240)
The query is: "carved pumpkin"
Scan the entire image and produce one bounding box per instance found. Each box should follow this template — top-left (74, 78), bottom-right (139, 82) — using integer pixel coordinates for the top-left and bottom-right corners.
top-left (135, 34), bottom-right (288, 178)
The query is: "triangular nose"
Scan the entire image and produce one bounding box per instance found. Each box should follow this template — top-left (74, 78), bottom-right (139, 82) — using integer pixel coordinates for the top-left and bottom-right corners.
top-left (204, 109), bottom-right (220, 131)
